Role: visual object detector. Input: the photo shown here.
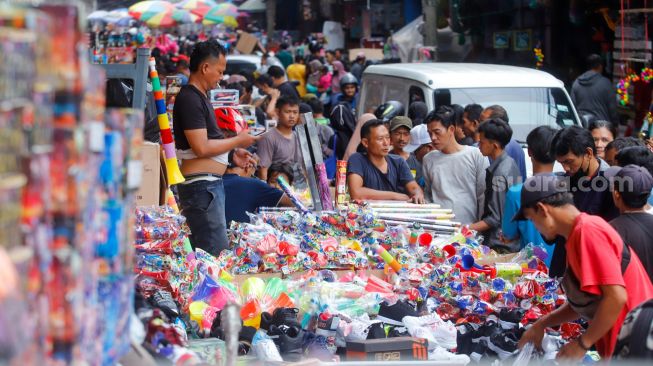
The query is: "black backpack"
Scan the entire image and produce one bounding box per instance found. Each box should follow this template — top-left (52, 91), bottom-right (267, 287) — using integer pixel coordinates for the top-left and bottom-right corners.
top-left (614, 299), bottom-right (653, 360)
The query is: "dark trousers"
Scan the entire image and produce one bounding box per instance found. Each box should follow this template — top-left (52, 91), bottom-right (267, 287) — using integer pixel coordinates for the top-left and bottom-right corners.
top-left (177, 178), bottom-right (229, 256)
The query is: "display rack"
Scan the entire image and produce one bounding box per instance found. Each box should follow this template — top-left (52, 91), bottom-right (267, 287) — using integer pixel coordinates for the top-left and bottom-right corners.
top-left (297, 112), bottom-right (326, 211)
top-left (96, 47), bottom-right (150, 109)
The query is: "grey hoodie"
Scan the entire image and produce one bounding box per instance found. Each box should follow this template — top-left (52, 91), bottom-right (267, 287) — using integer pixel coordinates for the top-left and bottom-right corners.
top-left (571, 70), bottom-right (618, 124)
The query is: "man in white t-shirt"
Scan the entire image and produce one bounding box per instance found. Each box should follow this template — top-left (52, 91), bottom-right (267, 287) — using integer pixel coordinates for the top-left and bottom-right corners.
top-left (422, 106), bottom-right (489, 224)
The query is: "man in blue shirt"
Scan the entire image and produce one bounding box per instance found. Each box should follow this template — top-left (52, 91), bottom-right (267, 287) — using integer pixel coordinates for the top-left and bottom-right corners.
top-left (347, 119), bottom-right (425, 203)
top-left (480, 105), bottom-right (527, 181)
top-left (223, 163), bottom-right (293, 224)
top-left (502, 126), bottom-right (557, 265)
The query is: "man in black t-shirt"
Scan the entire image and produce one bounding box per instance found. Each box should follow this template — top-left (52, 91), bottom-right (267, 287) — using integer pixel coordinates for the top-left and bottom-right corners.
top-left (173, 40), bottom-right (258, 255)
top-left (547, 126), bottom-right (619, 277)
top-left (267, 65), bottom-right (300, 100)
top-left (607, 164), bottom-right (653, 283)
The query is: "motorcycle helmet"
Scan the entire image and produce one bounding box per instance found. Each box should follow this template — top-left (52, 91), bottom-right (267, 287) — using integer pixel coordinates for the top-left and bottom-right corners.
top-left (339, 72), bottom-right (359, 90)
top-left (215, 107), bottom-right (247, 133)
top-left (375, 100), bottom-right (405, 122)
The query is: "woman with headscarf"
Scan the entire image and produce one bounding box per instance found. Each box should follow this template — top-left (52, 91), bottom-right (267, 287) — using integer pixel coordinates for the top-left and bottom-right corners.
top-left (306, 60), bottom-right (323, 94)
top-left (330, 60), bottom-right (346, 94)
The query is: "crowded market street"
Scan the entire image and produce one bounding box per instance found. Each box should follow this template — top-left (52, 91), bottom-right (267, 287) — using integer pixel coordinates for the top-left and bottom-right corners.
top-left (1, 0), bottom-right (653, 365)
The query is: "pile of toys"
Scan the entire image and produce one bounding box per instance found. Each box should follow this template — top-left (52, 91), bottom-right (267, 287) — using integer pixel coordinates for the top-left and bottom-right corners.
top-left (130, 204), bottom-right (593, 365)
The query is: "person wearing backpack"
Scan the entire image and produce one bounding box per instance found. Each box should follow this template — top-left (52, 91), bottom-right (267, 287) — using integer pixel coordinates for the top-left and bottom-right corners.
top-left (613, 299), bottom-right (653, 359)
top-left (515, 174), bottom-right (653, 360)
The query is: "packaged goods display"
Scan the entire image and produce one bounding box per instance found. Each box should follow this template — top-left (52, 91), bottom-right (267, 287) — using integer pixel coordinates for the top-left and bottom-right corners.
top-left (129, 202), bottom-right (586, 365)
top-left (0, 4), bottom-right (141, 365)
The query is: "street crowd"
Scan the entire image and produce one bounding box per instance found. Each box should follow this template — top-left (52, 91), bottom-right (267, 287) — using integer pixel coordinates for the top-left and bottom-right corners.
top-left (156, 35), bottom-right (653, 360)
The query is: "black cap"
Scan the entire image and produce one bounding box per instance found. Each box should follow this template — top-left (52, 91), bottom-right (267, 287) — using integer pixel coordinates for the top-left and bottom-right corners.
top-left (512, 174), bottom-right (569, 221)
top-left (604, 164), bottom-right (653, 202)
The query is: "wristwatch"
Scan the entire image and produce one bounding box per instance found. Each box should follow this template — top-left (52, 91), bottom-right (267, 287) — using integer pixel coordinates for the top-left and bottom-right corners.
top-left (228, 149), bottom-right (235, 168)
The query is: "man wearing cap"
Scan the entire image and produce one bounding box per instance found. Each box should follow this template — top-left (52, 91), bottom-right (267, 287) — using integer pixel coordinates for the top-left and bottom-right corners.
top-left (347, 119), bottom-right (425, 203)
top-left (404, 124), bottom-right (434, 188)
top-left (516, 174), bottom-right (653, 360)
top-left (389, 116), bottom-right (422, 183)
top-left (608, 165), bottom-right (653, 283)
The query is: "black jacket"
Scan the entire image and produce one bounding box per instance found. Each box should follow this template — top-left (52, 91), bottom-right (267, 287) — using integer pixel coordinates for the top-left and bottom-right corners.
top-left (571, 70), bottom-right (618, 124)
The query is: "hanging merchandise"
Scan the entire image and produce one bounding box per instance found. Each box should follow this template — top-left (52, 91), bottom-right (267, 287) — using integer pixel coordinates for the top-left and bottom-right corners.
top-left (1, 3), bottom-right (142, 365)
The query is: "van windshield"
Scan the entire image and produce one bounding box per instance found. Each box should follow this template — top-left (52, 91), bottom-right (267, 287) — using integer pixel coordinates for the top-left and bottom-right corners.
top-left (434, 87), bottom-right (578, 142)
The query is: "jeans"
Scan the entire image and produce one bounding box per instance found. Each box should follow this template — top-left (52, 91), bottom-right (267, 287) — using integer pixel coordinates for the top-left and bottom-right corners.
top-left (177, 178), bottom-right (229, 256)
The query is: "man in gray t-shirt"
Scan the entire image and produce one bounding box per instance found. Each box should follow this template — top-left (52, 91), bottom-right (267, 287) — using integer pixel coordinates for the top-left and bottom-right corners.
top-left (256, 98), bottom-right (307, 189)
top-left (422, 107), bottom-right (488, 225)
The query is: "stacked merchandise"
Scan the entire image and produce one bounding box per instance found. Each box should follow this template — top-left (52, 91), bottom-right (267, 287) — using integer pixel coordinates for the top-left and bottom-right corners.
top-left (133, 206), bottom-right (232, 364)
top-left (0, 6), bottom-right (50, 364)
top-left (130, 203), bottom-right (589, 364)
top-left (0, 3), bottom-right (143, 365)
top-left (210, 88), bottom-right (250, 136)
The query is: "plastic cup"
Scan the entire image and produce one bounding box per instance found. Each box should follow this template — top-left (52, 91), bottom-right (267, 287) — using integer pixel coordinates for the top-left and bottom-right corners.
top-left (189, 301), bottom-right (208, 326)
top-left (241, 277), bottom-right (266, 301)
top-left (418, 233), bottom-right (433, 247)
top-left (241, 299), bottom-right (262, 329)
top-left (442, 244), bottom-right (456, 258)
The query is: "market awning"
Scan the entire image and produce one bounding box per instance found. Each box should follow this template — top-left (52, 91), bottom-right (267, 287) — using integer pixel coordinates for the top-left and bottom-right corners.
top-left (238, 0), bottom-right (265, 13)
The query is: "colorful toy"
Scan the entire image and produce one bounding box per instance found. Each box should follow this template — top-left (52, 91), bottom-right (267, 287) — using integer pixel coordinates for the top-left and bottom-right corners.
top-left (276, 176), bottom-right (309, 213)
top-left (641, 67), bottom-right (653, 82)
top-left (617, 72), bottom-right (639, 106)
top-left (617, 67), bottom-right (653, 107)
top-left (315, 163), bottom-right (334, 211)
top-left (148, 57), bottom-right (185, 185)
top-left (373, 244), bottom-right (402, 273)
top-left (533, 47), bottom-right (544, 69)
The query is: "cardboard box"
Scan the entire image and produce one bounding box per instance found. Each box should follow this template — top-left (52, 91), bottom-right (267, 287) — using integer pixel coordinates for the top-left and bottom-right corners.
top-left (135, 142), bottom-right (162, 206)
top-left (348, 48), bottom-right (384, 61)
top-left (236, 32), bottom-right (258, 54)
top-left (346, 337), bottom-right (429, 361)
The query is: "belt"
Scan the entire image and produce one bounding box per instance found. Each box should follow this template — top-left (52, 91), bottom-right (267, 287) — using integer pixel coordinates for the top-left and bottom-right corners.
top-left (181, 173), bottom-right (223, 185)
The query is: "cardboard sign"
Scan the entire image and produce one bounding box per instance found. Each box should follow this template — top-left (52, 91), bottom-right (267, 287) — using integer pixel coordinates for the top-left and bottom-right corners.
top-left (135, 142), bottom-right (161, 206)
top-left (348, 48), bottom-right (384, 61)
top-left (236, 32), bottom-right (258, 54)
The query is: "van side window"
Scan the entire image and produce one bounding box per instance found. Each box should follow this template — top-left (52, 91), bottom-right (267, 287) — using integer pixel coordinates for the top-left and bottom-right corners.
top-left (409, 86), bottom-right (424, 104)
top-left (434, 89), bottom-right (452, 108)
top-left (362, 78), bottom-right (384, 114)
top-left (385, 79), bottom-right (407, 107)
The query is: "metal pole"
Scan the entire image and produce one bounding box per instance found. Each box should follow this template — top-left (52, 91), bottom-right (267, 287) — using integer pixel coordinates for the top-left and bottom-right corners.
top-left (422, 0), bottom-right (438, 61)
top-left (266, 0), bottom-right (277, 41)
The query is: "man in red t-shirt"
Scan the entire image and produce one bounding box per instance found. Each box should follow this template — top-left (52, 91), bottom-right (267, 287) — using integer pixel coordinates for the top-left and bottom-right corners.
top-left (514, 174), bottom-right (653, 360)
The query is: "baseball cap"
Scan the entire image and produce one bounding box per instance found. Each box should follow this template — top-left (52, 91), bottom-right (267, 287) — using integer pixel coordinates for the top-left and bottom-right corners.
top-left (389, 116), bottom-right (412, 132)
top-left (512, 174), bottom-right (569, 221)
top-left (604, 164), bottom-right (653, 203)
top-left (404, 124), bottom-right (432, 153)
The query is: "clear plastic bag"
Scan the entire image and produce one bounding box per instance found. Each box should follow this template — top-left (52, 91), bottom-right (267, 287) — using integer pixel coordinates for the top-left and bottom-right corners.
top-left (252, 330), bottom-right (283, 362)
top-left (513, 342), bottom-right (535, 366)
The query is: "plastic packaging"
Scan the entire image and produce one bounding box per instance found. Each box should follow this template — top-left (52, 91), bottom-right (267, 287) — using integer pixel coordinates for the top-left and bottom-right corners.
top-left (252, 330), bottom-right (283, 362)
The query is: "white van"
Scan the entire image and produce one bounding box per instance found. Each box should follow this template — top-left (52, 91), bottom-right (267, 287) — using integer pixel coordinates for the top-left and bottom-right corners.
top-left (358, 63), bottom-right (582, 143)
